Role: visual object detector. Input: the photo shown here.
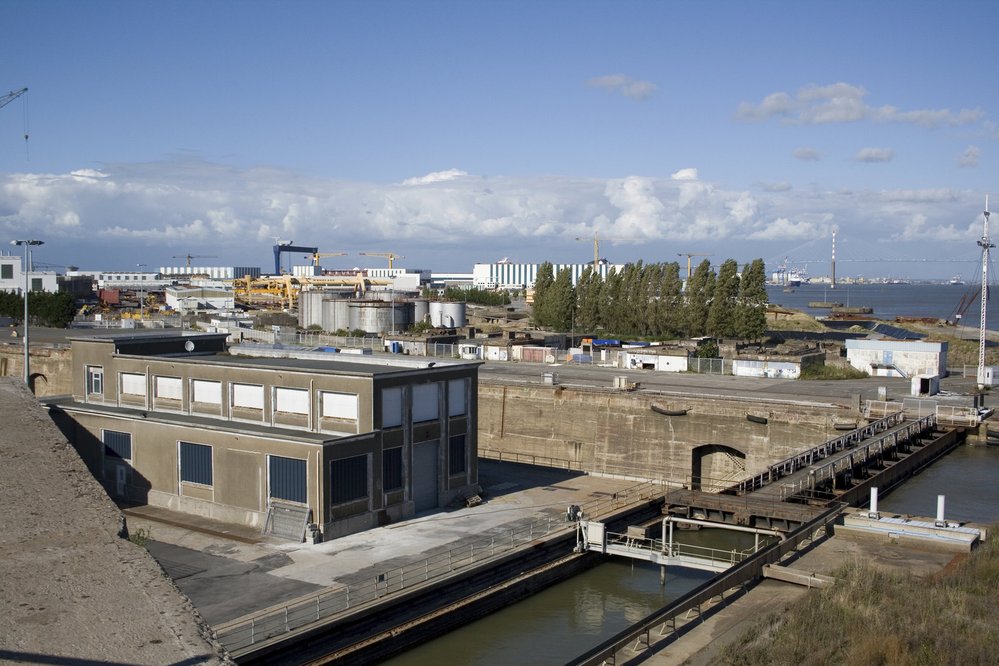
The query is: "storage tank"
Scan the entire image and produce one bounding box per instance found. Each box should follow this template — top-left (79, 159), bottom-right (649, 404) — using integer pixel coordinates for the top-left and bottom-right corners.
top-left (298, 291), bottom-right (325, 329)
top-left (322, 298), bottom-right (351, 332)
top-left (441, 302), bottom-right (467, 328)
top-left (429, 301), bottom-right (445, 327)
top-left (412, 298), bottom-right (430, 324)
top-left (348, 301), bottom-right (411, 334)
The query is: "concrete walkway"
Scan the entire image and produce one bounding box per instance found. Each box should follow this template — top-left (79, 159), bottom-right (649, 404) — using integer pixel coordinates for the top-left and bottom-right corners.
top-left (124, 460), bottom-right (642, 625)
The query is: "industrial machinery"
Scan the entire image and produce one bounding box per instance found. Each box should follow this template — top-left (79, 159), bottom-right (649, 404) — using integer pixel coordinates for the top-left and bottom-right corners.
top-left (172, 254), bottom-right (218, 269)
top-left (1, 87), bottom-right (29, 148)
top-left (575, 233), bottom-right (642, 269)
top-left (677, 253), bottom-right (714, 280)
top-left (272, 241), bottom-right (319, 274)
top-left (311, 251), bottom-right (347, 267)
top-left (359, 252), bottom-right (405, 269)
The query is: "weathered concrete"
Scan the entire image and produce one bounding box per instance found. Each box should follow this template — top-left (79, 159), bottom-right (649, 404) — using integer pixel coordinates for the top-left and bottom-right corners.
top-left (0, 340), bottom-right (72, 396)
top-left (0, 378), bottom-right (231, 665)
top-left (478, 382), bottom-right (841, 481)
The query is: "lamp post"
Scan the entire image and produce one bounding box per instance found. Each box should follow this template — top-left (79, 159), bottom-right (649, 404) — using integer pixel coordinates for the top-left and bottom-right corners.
top-left (136, 263), bottom-right (146, 323)
top-left (11, 239), bottom-right (43, 389)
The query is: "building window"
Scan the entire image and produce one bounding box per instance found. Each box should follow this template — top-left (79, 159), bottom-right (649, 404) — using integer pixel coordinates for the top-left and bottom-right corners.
top-left (191, 379), bottom-right (222, 405)
top-left (412, 383), bottom-right (439, 423)
top-left (331, 455), bottom-right (368, 504)
top-left (381, 387), bottom-right (403, 428)
top-left (274, 387), bottom-right (309, 415)
top-left (269, 455), bottom-right (307, 504)
top-left (449, 434), bottom-right (466, 475)
top-left (383, 447), bottom-right (403, 491)
top-left (320, 391), bottom-right (358, 420)
top-left (30, 278), bottom-right (42, 292)
top-left (155, 376), bottom-right (183, 400)
top-left (86, 366), bottom-right (103, 395)
top-left (179, 442), bottom-right (212, 486)
top-left (448, 378), bottom-right (468, 417)
top-left (0, 263), bottom-right (12, 280)
top-left (103, 430), bottom-right (132, 460)
top-left (232, 383), bottom-right (264, 409)
top-left (120, 372), bottom-right (146, 397)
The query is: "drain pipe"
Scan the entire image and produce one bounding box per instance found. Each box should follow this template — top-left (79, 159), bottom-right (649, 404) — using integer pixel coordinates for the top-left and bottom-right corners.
top-left (935, 495), bottom-right (946, 527)
top-left (868, 487), bottom-right (880, 519)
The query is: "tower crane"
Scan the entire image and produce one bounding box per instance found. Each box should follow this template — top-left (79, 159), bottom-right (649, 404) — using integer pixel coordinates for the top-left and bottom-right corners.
top-left (1, 87), bottom-right (29, 149)
top-left (574, 233), bottom-right (644, 270)
top-left (677, 253), bottom-right (713, 280)
top-left (173, 254), bottom-right (218, 269)
top-left (311, 251), bottom-right (347, 267)
top-left (359, 252), bottom-right (405, 269)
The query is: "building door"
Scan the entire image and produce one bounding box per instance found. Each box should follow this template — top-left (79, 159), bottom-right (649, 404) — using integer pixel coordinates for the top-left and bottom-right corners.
top-left (115, 465), bottom-right (128, 498)
top-left (412, 441), bottom-right (439, 513)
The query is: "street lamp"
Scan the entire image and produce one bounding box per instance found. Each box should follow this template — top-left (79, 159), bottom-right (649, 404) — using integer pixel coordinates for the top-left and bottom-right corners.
top-left (136, 263), bottom-right (146, 323)
top-left (11, 239), bottom-right (43, 389)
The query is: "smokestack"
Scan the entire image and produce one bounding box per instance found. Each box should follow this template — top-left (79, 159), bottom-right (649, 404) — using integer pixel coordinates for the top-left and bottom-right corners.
top-left (868, 487), bottom-right (879, 519)
top-left (935, 495), bottom-right (946, 527)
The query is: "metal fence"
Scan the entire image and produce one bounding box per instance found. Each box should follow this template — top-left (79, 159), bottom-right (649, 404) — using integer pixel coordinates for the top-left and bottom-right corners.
top-left (213, 477), bottom-right (666, 655)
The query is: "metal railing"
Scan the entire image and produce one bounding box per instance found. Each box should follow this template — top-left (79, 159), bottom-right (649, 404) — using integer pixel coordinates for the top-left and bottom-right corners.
top-left (213, 478), bottom-right (666, 654)
top-left (602, 531), bottom-right (758, 569)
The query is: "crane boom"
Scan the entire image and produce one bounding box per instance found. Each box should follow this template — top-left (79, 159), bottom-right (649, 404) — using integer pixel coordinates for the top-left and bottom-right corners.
top-left (575, 233), bottom-right (643, 269)
top-left (0, 88), bottom-right (27, 111)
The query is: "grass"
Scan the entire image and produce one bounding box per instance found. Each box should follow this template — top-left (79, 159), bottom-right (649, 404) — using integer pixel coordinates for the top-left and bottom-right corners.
top-left (720, 531), bottom-right (999, 665)
top-left (800, 364), bottom-right (870, 380)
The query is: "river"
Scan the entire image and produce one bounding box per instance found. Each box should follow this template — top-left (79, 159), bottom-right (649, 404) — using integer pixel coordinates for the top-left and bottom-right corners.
top-left (384, 443), bottom-right (998, 665)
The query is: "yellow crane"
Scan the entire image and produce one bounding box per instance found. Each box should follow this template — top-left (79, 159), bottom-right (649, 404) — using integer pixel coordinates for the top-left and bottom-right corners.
top-left (172, 254), bottom-right (218, 269)
top-left (310, 251), bottom-right (347, 267)
top-left (574, 233), bottom-right (643, 269)
top-left (359, 252), bottom-right (405, 269)
top-left (677, 252), bottom-right (713, 280)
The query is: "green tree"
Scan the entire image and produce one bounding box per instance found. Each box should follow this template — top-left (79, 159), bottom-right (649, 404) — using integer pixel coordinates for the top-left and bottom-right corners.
top-left (531, 262), bottom-right (555, 327)
top-left (707, 259), bottom-right (740, 338)
top-left (575, 266), bottom-right (602, 332)
top-left (548, 268), bottom-right (575, 331)
top-left (658, 262), bottom-right (685, 338)
top-left (684, 259), bottom-right (714, 337)
top-left (736, 258), bottom-right (769, 340)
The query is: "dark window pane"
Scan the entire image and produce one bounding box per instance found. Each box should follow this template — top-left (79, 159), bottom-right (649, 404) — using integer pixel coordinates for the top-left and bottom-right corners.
top-left (180, 442), bottom-right (212, 485)
top-left (449, 434), bottom-right (466, 475)
top-left (331, 455), bottom-right (368, 504)
top-left (103, 430), bottom-right (132, 460)
top-left (383, 447), bottom-right (403, 491)
top-left (269, 455), bottom-right (307, 504)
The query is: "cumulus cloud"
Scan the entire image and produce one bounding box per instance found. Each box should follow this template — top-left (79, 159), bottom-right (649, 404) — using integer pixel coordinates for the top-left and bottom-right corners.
top-left (793, 147), bottom-right (821, 161)
top-left (737, 82), bottom-right (983, 128)
top-left (959, 145), bottom-right (980, 167)
top-left (0, 159), bottom-right (985, 271)
top-left (401, 169), bottom-right (469, 186)
top-left (856, 147), bottom-right (895, 163)
top-left (587, 74), bottom-right (657, 100)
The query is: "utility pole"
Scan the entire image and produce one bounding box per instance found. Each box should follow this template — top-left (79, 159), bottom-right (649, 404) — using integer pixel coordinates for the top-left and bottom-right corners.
top-left (11, 239), bottom-right (43, 389)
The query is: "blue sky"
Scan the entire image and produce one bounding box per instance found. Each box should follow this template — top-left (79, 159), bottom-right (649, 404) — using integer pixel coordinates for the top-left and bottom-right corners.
top-left (2, 0), bottom-right (998, 279)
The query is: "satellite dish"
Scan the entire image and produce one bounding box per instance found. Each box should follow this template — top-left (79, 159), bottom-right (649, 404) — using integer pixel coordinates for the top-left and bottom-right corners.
top-left (184, 340), bottom-right (195, 352)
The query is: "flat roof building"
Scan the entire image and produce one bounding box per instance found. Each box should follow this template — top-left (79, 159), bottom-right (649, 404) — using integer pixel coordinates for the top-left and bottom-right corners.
top-left (45, 332), bottom-right (481, 542)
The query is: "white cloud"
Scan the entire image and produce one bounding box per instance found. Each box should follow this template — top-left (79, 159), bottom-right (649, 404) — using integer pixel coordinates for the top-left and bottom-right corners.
top-left (588, 74), bottom-right (657, 100)
top-left (760, 181), bottom-right (792, 192)
top-left (959, 145), bottom-right (980, 167)
top-left (0, 159), bottom-right (986, 272)
top-left (793, 147), bottom-right (821, 161)
top-left (401, 169), bottom-right (469, 186)
top-left (737, 82), bottom-right (983, 128)
top-left (856, 147), bottom-right (895, 163)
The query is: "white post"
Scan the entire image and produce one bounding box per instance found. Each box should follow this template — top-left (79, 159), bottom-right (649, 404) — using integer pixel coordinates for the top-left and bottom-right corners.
top-left (935, 495), bottom-right (946, 527)
top-left (869, 487), bottom-right (879, 519)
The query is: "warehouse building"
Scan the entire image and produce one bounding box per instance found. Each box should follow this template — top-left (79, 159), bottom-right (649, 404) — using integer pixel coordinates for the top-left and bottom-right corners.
top-left (45, 332), bottom-right (481, 542)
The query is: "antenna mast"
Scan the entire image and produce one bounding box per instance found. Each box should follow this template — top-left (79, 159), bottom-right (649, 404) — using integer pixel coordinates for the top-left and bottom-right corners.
top-left (977, 196), bottom-right (993, 389)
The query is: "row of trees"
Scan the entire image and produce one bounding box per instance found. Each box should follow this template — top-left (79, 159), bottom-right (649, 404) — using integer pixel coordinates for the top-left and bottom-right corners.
top-left (0, 291), bottom-right (78, 329)
top-left (420, 286), bottom-right (512, 306)
top-left (531, 258), bottom-right (769, 340)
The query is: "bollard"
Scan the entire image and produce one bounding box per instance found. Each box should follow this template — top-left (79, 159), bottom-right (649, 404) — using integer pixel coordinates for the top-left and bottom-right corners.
top-left (869, 487), bottom-right (880, 519)
top-left (935, 495), bottom-right (946, 527)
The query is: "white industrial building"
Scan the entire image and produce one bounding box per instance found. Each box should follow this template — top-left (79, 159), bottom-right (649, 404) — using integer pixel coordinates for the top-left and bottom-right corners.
top-left (472, 262), bottom-right (625, 289)
top-left (165, 286), bottom-right (235, 312)
top-left (0, 253), bottom-right (58, 294)
top-left (159, 265), bottom-right (261, 280)
top-left (845, 339), bottom-right (948, 378)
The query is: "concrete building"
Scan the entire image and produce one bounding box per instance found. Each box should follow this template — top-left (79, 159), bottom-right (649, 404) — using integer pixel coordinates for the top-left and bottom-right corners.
top-left (45, 332), bottom-right (481, 542)
top-left (0, 253), bottom-right (58, 293)
top-left (159, 265), bottom-right (262, 280)
top-left (165, 285), bottom-right (236, 312)
top-left (845, 339), bottom-right (948, 378)
top-left (472, 262), bottom-right (625, 289)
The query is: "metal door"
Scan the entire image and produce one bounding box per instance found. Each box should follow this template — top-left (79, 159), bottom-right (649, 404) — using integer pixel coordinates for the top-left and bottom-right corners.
top-left (412, 441), bottom-right (439, 513)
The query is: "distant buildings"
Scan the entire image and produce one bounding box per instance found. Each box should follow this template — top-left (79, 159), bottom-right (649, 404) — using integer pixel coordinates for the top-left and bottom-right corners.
top-left (0, 252), bottom-right (58, 294)
top-left (472, 262), bottom-right (624, 289)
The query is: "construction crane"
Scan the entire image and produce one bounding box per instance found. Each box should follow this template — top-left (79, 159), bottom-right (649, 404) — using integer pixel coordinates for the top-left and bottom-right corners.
top-left (272, 242), bottom-right (318, 274)
top-left (359, 252), bottom-right (404, 269)
top-left (1, 87), bottom-right (29, 149)
top-left (677, 253), bottom-right (714, 280)
top-left (575, 233), bottom-right (643, 270)
top-left (311, 251), bottom-right (347, 267)
top-left (172, 254), bottom-right (218, 269)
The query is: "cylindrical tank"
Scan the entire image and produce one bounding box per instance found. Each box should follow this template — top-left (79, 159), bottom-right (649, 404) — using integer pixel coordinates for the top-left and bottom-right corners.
top-left (299, 291), bottom-right (325, 329)
top-left (348, 301), bottom-right (411, 334)
top-left (412, 299), bottom-right (429, 324)
top-left (322, 298), bottom-right (351, 332)
top-left (429, 301), bottom-right (445, 327)
top-left (441, 302), bottom-right (467, 328)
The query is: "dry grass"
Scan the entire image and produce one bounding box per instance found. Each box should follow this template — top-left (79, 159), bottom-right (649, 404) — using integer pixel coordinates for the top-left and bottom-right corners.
top-left (721, 532), bottom-right (999, 665)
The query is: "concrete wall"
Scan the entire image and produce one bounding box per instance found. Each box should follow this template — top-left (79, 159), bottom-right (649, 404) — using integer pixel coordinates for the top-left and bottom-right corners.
top-left (0, 341), bottom-right (73, 396)
top-left (477, 382), bottom-right (844, 482)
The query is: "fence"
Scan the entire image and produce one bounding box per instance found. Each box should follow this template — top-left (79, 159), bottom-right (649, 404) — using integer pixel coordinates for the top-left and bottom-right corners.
top-left (213, 477), bottom-right (666, 654)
